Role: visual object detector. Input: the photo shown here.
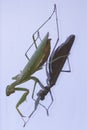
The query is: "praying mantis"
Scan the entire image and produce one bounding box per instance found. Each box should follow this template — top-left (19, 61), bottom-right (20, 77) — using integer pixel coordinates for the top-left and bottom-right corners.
top-left (6, 4), bottom-right (59, 120)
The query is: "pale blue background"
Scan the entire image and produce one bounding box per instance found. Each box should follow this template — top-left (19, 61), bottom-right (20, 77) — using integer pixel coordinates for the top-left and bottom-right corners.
top-left (0, 0), bottom-right (87, 130)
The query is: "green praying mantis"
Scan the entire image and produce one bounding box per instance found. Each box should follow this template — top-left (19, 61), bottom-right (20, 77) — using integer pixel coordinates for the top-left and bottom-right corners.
top-left (6, 32), bottom-right (50, 117)
top-left (6, 4), bottom-right (59, 121)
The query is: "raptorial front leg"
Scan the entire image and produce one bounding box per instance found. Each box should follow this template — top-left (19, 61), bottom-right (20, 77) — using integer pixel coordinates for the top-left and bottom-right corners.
top-left (15, 87), bottom-right (29, 117)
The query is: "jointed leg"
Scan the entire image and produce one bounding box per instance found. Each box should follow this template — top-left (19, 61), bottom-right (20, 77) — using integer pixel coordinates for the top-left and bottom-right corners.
top-left (25, 4), bottom-right (58, 61)
top-left (9, 76), bottom-right (44, 125)
top-left (32, 81), bottom-right (49, 115)
top-left (25, 32), bottom-right (42, 61)
top-left (31, 83), bottom-right (54, 117)
top-left (47, 90), bottom-right (54, 113)
top-left (15, 87), bottom-right (29, 117)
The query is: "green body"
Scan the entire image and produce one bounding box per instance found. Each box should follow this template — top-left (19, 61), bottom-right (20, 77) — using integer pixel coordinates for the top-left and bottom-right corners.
top-left (7, 32), bottom-right (50, 88)
top-left (20, 32), bottom-right (50, 82)
top-left (6, 32), bottom-right (51, 118)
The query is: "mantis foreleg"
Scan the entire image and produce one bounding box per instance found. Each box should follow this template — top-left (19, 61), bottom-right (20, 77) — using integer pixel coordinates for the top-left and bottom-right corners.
top-left (10, 76), bottom-right (44, 120)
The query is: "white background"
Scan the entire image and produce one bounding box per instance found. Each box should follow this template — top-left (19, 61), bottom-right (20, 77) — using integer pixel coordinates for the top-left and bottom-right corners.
top-left (0, 0), bottom-right (87, 130)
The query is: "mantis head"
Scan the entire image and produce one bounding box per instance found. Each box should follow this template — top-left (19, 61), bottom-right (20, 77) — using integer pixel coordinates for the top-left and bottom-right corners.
top-left (6, 85), bottom-right (15, 96)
